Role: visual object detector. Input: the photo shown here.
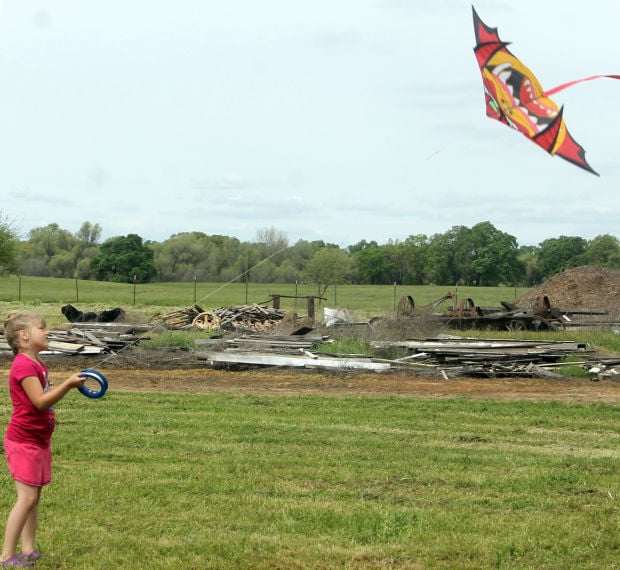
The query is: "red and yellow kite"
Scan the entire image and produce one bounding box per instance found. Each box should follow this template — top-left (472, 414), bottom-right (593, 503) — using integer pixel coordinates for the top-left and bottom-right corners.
top-left (472, 6), bottom-right (620, 176)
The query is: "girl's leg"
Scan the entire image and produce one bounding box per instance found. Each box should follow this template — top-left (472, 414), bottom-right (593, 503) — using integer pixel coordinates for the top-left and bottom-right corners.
top-left (1, 482), bottom-right (40, 561)
top-left (19, 487), bottom-right (41, 556)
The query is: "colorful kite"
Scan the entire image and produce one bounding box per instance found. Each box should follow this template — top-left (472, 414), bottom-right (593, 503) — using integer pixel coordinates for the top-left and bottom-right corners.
top-left (472, 6), bottom-right (620, 176)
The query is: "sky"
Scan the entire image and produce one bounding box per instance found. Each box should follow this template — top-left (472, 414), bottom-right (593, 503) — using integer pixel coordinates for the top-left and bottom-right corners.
top-left (0, 0), bottom-right (619, 249)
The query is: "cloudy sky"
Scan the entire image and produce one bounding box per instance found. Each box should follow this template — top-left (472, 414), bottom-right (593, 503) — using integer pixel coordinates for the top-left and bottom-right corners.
top-left (0, 0), bottom-right (618, 248)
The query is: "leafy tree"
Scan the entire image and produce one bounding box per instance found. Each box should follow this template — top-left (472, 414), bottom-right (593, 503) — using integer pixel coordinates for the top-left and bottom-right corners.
top-left (423, 223), bottom-right (522, 286)
top-left (468, 222), bottom-right (522, 286)
top-left (19, 221), bottom-right (102, 278)
top-left (354, 246), bottom-right (394, 284)
top-left (272, 259), bottom-right (301, 283)
top-left (581, 234), bottom-right (620, 268)
top-left (381, 240), bottom-right (411, 285)
top-left (401, 234), bottom-right (429, 285)
top-left (90, 234), bottom-right (156, 283)
top-left (304, 246), bottom-right (355, 297)
top-left (0, 212), bottom-right (20, 274)
top-left (75, 221), bottom-right (102, 246)
top-left (27, 223), bottom-right (76, 259)
top-left (517, 245), bottom-right (542, 286)
top-left (255, 226), bottom-right (289, 266)
top-left (537, 236), bottom-right (587, 279)
top-left (347, 239), bottom-right (379, 256)
top-left (446, 225), bottom-right (474, 284)
top-left (424, 232), bottom-right (456, 285)
top-left (151, 232), bottom-right (246, 282)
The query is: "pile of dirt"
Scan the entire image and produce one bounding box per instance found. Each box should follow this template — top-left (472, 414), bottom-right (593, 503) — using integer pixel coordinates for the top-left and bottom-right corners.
top-left (516, 266), bottom-right (620, 317)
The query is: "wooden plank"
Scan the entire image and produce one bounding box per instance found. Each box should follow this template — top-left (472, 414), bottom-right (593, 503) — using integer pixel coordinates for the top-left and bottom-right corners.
top-left (197, 351), bottom-right (390, 371)
top-left (47, 340), bottom-right (85, 352)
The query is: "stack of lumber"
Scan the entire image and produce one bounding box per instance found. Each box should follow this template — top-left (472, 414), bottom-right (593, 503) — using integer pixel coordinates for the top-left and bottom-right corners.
top-left (196, 333), bottom-right (326, 353)
top-left (150, 305), bottom-right (205, 328)
top-left (371, 337), bottom-right (593, 377)
top-left (0, 323), bottom-right (153, 357)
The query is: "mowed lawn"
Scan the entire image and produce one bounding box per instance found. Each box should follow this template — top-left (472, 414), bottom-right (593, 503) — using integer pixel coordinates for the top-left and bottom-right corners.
top-left (0, 388), bottom-right (617, 569)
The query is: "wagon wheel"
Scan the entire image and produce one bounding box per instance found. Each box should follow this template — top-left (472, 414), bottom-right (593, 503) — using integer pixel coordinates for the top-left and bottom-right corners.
top-left (192, 311), bottom-right (221, 330)
top-left (506, 319), bottom-right (527, 331)
top-left (397, 295), bottom-right (415, 316)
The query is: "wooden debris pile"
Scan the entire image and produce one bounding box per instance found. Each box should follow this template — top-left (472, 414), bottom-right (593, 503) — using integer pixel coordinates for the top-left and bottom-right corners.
top-left (150, 305), bottom-right (205, 328)
top-left (196, 333), bottom-right (390, 371)
top-left (371, 336), bottom-right (595, 378)
top-left (0, 323), bottom-right (153, 358)
top-left (154, 304), bottom-right (288, 333)
top-left (196, 332), bottom-right (326, 354)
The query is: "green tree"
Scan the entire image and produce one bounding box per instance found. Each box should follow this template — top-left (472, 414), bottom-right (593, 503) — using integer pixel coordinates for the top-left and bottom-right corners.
top-left (0, 212), bottom-right (20, 274)
top-left (75, 221), bottom-right (102, 246)
top-left (424, 232), bottom-right (456, 285)
top-left (90, 234), bottom-right (156, 283)
top-left (401, 234), bottom-right (429, 285)
top-left (304, 247), bottom-right (354, 297)
top-left (581, 234), bottom-right (620, 268)
top-left (537, 236), bottom-right (587, 279)
top-left (20, 223), bottom-right (77, 276)
top-left (518, 245), bottom-right (542, 286)
top-left (255, 226), bottom-right (289, 266)
top-left (19, 221), bottom-right (102, 278)
top-left (349, 241), bottom-right (395, 284)
top-left (287, 240), bottom-right (327, 273)
top-left (468, 222), bottom-right (522, 286)
top-left (27, 223), bottom-right (76, 259)
top-left (74, 222), bottom-right (103, 279)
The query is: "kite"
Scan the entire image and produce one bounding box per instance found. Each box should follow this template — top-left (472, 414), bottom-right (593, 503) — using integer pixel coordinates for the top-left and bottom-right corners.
top-left (472, 5), bottom-right (620, 176)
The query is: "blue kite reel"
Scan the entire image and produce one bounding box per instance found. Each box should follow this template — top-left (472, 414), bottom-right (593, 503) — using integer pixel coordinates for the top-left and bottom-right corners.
top-left (78, 368), bottom-right (108, 399)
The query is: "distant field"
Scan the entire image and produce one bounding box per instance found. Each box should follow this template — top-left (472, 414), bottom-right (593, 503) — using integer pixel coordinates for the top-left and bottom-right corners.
top-left (0, 275), bottom-right (530, 325)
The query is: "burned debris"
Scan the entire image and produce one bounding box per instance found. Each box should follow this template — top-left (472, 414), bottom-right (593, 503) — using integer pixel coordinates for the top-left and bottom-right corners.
top-left (61, 304), bottom-right (126, 323)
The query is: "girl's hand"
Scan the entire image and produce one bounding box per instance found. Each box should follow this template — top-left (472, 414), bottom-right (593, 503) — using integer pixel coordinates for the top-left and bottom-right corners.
top-left (69, 372), bottom-right (87, 389)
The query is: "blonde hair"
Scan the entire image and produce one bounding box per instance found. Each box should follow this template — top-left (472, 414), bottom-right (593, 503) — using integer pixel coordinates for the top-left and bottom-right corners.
top-left (3, 311), bottom-right (46, 355)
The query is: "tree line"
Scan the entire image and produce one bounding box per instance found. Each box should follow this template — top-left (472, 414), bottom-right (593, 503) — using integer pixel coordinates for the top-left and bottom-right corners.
top-left (1, 213), bottom-right (619, 288)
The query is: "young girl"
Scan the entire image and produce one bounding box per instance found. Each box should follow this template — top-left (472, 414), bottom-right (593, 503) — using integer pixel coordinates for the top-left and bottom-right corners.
top-left (1, 311), bottom-right (86, 567)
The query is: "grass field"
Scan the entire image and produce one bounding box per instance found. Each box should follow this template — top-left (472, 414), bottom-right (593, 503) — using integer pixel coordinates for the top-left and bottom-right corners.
top-left (0, 278), bottom-right (619, 568)
top-left (0, 275), bottom-right (530, 324)
top-left (3, 276), bottom-right (620, 357)
top-left (0, 391), bottom-right (617, 569)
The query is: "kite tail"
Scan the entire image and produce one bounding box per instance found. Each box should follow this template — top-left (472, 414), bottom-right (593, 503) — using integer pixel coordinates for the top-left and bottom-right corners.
top-left (544, 74), bottom-right (620, 96)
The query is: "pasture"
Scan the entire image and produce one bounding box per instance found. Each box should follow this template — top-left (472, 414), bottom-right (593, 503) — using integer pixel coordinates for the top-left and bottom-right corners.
top-left (0, 277), bottom-right (618, 568)
top-left (0, 275), bottom-right (529, 325)
top-left (0, 390), bottom-right (617, 569)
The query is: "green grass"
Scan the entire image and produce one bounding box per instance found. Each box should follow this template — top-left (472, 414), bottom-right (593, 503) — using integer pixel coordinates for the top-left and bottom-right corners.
top-left (0, 390), bottom-right (617, 569)
top-left (0, 275), bottom-right (529, 322)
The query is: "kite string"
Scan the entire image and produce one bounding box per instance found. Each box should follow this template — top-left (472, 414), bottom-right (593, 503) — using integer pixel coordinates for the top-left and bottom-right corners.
top-left (194, 244), bottom-right (290, 306)
top-left (92, 244), bottom-right (291, 367)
